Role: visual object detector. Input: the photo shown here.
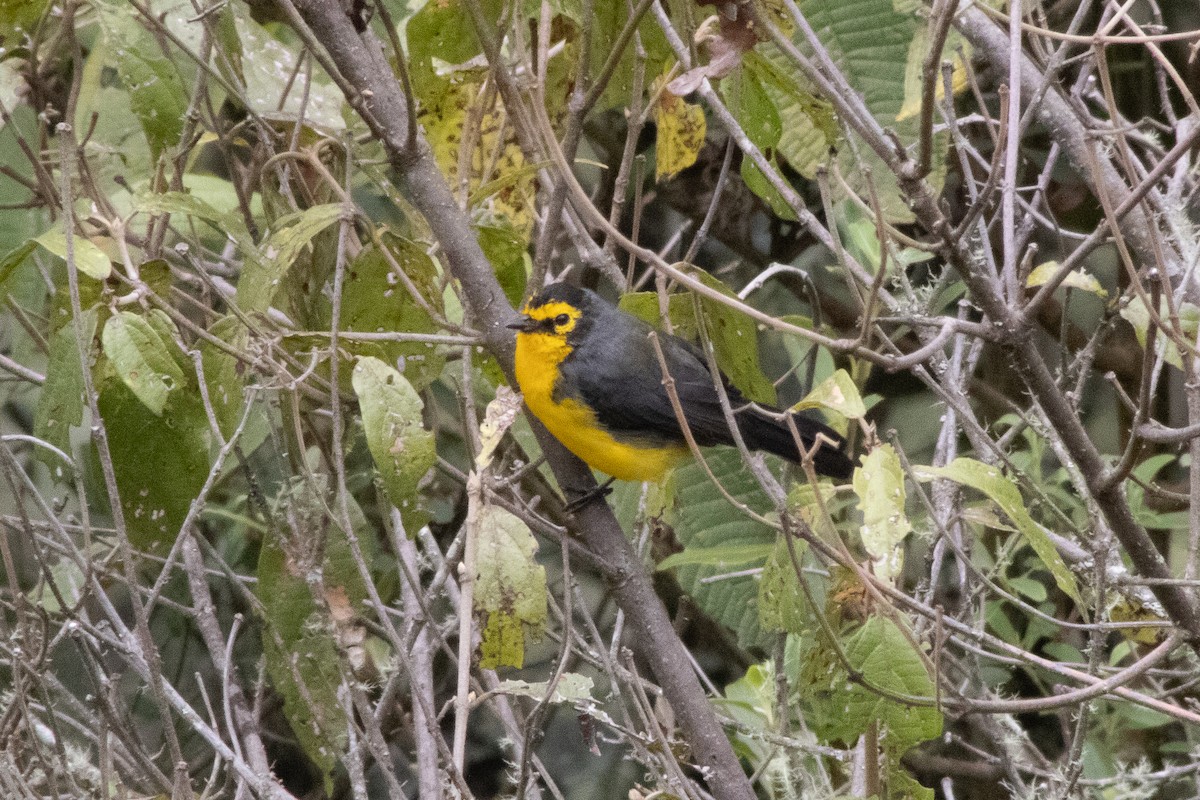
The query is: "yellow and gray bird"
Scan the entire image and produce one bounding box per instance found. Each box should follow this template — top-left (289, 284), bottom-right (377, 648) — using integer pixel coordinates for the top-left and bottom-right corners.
top-left (508, 282), bottom-right (854, 485)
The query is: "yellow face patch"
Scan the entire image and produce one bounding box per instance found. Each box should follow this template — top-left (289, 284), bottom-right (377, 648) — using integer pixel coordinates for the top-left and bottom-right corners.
top-left (522, 300), bottom-right (581, 337)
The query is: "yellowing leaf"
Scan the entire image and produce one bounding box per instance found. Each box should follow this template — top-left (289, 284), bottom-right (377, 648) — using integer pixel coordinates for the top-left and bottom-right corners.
top-left (1026, 261), bottom-right (1108, 298)
top-left (654, 84), bottom-right (706, 181)
top-left (419, 70), bottom-right (535, 239)
top-left (1109, 599), bottom-right (1167, 646)
top-left (474, 505), bottom-right (547, 669)
top-left (793, 368), bottom-right (866, 423)
top-left (896, 29), bottom-right (970, 122)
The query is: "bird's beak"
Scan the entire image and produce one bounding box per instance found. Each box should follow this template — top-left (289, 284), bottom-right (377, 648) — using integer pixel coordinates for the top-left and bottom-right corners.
top-left (507, 315), bottom-right (541, 333)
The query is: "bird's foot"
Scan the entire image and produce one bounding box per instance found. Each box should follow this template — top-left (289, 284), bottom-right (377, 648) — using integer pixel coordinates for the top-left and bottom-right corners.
top-left (563, 477), bottom-right (617, 514)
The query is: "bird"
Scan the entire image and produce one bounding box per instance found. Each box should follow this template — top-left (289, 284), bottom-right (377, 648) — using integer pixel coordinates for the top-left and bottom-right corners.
top-left (507, 282), bottom-right (855, 499)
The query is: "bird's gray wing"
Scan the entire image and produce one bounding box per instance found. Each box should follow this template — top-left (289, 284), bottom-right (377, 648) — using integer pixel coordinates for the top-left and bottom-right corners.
top-left (556, 322), bottom-right (739, 448)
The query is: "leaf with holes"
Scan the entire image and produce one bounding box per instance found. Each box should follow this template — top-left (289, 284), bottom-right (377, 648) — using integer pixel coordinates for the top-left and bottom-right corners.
top-left (101, 311), bottom-right (185, 417)
top-left (474, 505), bottom-right (547, 669)
top-left (352, 357), bottom-right (436, 533)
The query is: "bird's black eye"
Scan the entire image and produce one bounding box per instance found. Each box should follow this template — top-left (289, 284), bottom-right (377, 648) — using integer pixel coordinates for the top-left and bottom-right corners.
top-left (554, 313), bottom-right (570, 327)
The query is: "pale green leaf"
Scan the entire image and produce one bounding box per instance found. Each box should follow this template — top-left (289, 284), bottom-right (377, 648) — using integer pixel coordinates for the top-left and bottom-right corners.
top-left (237, 203), bottom-right (344, 314)
top-left (853, 444), bottom-right (912, 583)
top-left (28, 557), bottom-right (85, 615)
top-left (35, 228), bottom-right (112, 280)
top-left (352, 356), bottom-right (436, 533)
top-left (233, 5), bottom-right (346, 131)
top-left (493, 674), bottom-right (594, 704)
top-left (93, 0), bottom-right (188, 158)
top-left (476, 386), bottom-right (522, 470)
top-left (101, 311), bottom-right (185, 416)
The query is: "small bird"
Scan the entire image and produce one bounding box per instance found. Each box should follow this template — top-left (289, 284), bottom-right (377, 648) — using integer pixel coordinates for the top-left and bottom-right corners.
top-left (508, 282), bottom-right (854, 491)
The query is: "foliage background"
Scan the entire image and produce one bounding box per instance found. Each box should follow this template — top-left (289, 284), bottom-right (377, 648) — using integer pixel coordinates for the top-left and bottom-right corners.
top-left (2, 0), bottom-right (1200, 798)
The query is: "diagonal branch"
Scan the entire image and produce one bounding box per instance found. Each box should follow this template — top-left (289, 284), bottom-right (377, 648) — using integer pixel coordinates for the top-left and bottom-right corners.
top-left (272, 2), bottom-right (758, 797)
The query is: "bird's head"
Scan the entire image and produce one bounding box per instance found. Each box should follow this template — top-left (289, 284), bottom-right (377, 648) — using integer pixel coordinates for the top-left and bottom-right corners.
top-left (507, 283), bottom-right (590, 345)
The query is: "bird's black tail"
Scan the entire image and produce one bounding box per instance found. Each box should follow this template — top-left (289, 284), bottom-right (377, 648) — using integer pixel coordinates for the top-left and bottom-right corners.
top-left (737, 409), bottom-right (856, 479)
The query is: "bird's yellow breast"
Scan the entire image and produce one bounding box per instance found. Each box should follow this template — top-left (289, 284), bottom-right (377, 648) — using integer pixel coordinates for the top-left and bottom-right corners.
top-left (513, 330), bottom-right (687, 482)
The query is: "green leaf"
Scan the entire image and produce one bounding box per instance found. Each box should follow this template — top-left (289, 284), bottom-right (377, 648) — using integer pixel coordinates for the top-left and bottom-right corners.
top-left (34, 309), bottom-right (97, 473)
top-left (584, 0), bottom-right (671, 110)
top-left (803, 616), bottom-right (941, 773)
top-left (792, 368), bottom-right (866, 421)
top-left (134, 188), bottom-right (252, 247)
top-left (352, 357), bottom-right (436, 533)
top-left (201, 316), bottom-right (248, 440)
top-left (101, 311), bottom-right (185, 417)
top-left (917, 458), bottom-right (1083, 606)
top-left (757, 538), bottom-right (812, 635)
top-left (671, 448), bottom-right (778, 649)
top-left (759, 0), bottom-right (945, 223)
top-left (237, 203), bottom-right (344, 314)
top-left (93, 0), bottom-right (188, 158)
top-left (740, 155), bottom-right (798, 221)
top-left (746, 47), bottom-right (835, 178)
top-left (406, 0), bottom-right (493, 91)
top-left (0, 240), bottom-right (37, 289)
top-left (474, 505), bottom-right (548, 669)
top-left (658, 542), bottom-right (776, 571)
top-left (477, 223), bottom-right (529, 307)
top-left (725, 63), bottom-right (782, 151)
top-left (0, 0), bottom-right (48, 39)
top-left (322, 235), bottom-right (446, 391)
top-left (97, 379), bottom-right (210, 552)
top-left (34, 227), bottom-right (112, 280)
top-left (231, 5), bottom-right (346, 131)
top-left (853, 444), bottom-right (912, 583)
top-left (257, 478), bottom-right (373, 784)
